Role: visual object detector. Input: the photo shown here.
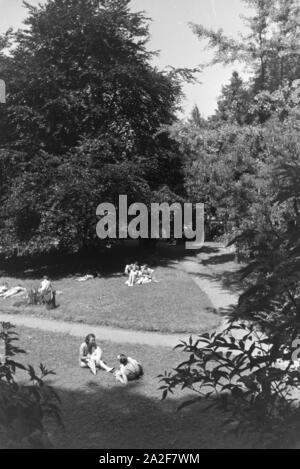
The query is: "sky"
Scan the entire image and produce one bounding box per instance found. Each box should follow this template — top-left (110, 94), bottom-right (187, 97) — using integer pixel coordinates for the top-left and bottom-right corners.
top-left (0, 0), bottom-right (251, 118)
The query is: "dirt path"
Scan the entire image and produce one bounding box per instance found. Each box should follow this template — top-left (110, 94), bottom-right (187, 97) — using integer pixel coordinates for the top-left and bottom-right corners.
top-left (179, 259), bottom-right (238, 310)
top-left (0, 312), bottom-right (187, 348)
top-left (174, 243), bottom-right (239, 318)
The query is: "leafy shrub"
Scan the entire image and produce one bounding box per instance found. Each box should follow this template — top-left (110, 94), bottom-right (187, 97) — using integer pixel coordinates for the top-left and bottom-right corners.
top-left (0, 322), bottom-right (62, 448)
top-left (160, 153), bottom-right (300, 447)
top-left (159, 321), bottom-right (300, 448)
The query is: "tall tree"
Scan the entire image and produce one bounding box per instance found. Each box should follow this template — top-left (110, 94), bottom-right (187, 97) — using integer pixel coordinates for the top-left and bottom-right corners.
top-left (0, 0), bottom-right (185, 255)
top-left (0, 0), bottom-right (180, 154)
top-left (213, 71), bottom-right (251, 125)
top-left (190, 0), bottom-right (300, 93)
top-left (188, 104), bottom-right (206, 128)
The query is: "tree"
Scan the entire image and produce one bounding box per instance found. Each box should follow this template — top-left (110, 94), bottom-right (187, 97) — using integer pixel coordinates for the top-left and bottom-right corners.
top-left (167, 74), bottom-right (300, 243)
top-left (0, 0), bottom-right (185, 256)
top-left (188, 104), bottom-right (206, 128)
top-left (0, 0), bottom-right (179, 154)
top-left (190, 0), bottom-right (300, 93)
top-left (159, 137), bottom-right (300, 446)
top-left (213, 71), bottom-right (252, 125)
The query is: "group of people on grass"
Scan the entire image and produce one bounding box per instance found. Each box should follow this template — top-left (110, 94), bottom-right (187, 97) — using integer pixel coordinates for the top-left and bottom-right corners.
top-left (23, 263), bottom-right (151, 383)
top-left (124, 262), bottom-right (158, 287)
top-left (0, 276), bottom-right (55, 308)
top-left (0, 276), bottom-right (57, 309)
top-left (79, 333), bottom-right (144, 385)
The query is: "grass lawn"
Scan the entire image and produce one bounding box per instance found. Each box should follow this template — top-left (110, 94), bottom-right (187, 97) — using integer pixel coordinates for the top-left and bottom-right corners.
top-left (0, 265), bottom-right (220, 333)
top-left (5, 325), bottom-right (250, 449)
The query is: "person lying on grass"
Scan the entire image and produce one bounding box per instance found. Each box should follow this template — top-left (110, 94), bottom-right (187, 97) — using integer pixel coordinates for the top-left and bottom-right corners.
top-left (0, 284), bottom-right (27, 299)
top-left (114, 354), bottom-right (144, 385)
top-left (79, 333), bottom-right (114, 375)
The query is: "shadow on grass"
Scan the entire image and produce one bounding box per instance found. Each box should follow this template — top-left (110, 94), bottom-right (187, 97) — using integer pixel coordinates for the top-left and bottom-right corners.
top-left (3, 322), bottom-right (297, 450)
top-left (202, 253), bottom-right (236, 266)
top-left (43, 377), bottom-right (296, 450)
top-left (2, 367), bottom-right (295, 450)
top-left (46, 379), bottom-right (244, 449)
top-left (191, 269), bottom-right (246, 297)
top-left (0, 243), bottom-right (205, 281)
top-left (197, 246), bottom-right (220, 255)
top-left (213, 270), bottom-right (252, 296)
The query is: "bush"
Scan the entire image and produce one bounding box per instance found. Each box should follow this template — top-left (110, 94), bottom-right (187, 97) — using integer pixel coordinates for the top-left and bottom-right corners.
top-left (159, 321), bottom-right (300, 448)
top-left (159, 154), bottom-right (300, 447)
top-left (0, 322), bottom-right (62, 448)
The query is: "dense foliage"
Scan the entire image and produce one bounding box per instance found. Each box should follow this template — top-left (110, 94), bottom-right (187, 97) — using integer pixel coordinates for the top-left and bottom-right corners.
top-left (159, 153), bottom-right (300, 447)
top-left (0, 0), bottom-right (185, 257)
top-left (160, 0), bottom-right (300, 447)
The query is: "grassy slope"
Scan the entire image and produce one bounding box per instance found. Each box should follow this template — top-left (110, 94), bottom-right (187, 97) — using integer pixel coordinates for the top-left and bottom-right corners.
top-left (10, 326), bottom-right (248, 449)
top-left (0, 265), bottom-right (219, 333)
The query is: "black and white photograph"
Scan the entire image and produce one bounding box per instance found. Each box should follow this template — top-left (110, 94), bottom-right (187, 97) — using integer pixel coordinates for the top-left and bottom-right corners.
top-left (0, 0), bottom-right (299, 455)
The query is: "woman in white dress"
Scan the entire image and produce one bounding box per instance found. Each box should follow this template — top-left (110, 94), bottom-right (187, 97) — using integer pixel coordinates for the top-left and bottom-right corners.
top-left (125, 263), bottom-right (139, 287)
top-left (79, 334), bottom-right (114, 375)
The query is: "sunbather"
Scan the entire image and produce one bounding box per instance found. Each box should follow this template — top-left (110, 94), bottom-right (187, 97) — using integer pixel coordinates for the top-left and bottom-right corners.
top-left (0, 285), bottom-right (27, 299)
top-left (39, 276), bottom-right (52, 295)
top-left (114, 354), bottom-right (144, 385)
top-left (76, 274), bottom-right (94, 282)
top-left (125, 263), bottom-right (139, 287)
top-left (0, 283), bottom-right (8, 295)
top-left (136, 269), bottom-right (152, 285)
top-left (39, 276), bottom-right (56, 309)
top-left (79, 334), bottom-right (114, 374)
top-left (85, 344), bottom-right (105, 375)
top-left (124, 264), bottom-right (133, 276)
top-left (142, 265), bottom-right (159, 283)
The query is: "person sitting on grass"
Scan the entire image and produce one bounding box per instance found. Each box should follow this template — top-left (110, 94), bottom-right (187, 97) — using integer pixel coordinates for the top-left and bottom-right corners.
top-left (125, 262), bottom-right (139, 287)
top-left (114, 354), bottom-right (144, 385)
top-left (135, 264), bottom-right (159, 285)
top-left (136, 267), bottom-right (152, 285)
top-left (124, 262), bottom-right (133, 276)
top-left (38, 276), bottom-right (56, 309)
top-left (85, 343), bottom-right (105, 376)
top-left (38, 276), bottom-right (52, 295)
top-left (144, 264), bottom-right (160, 282)
top-left (141, 264), bottom-right (153, 276)
top-left (79, 334), bottom-right (114, 374)
top-left (0, 282), bottom-right (8, 295)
